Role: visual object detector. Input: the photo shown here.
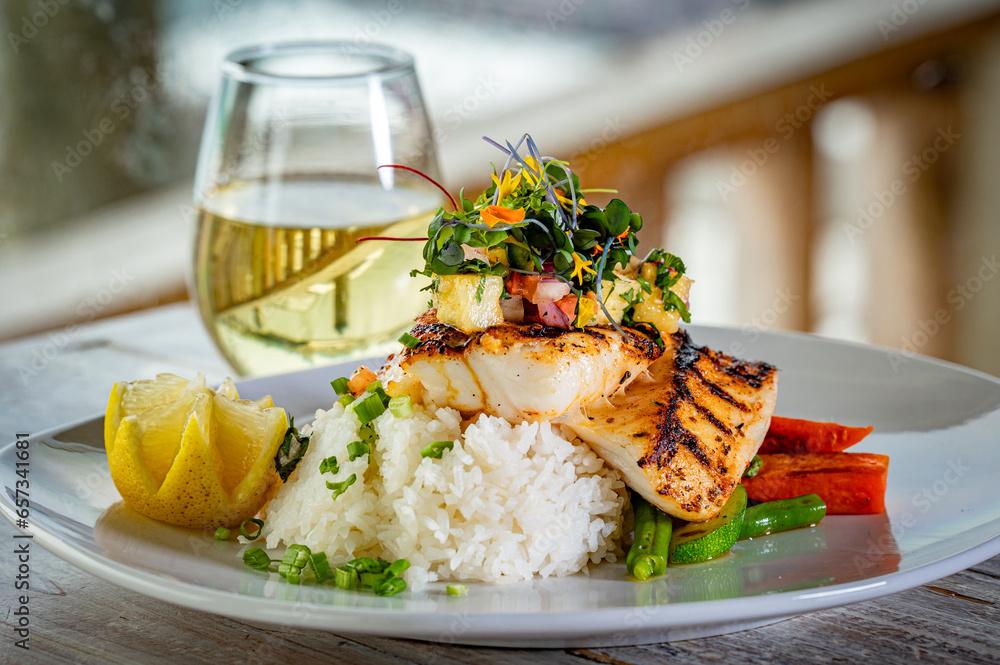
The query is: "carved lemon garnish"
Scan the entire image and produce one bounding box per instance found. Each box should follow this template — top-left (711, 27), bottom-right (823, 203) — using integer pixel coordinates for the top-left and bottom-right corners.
top-left (104, 374), bottom-right (287, 528)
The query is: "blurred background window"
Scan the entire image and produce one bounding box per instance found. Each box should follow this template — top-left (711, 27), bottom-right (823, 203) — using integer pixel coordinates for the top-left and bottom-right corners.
top-left (1, 0), bottom-right (998, 375)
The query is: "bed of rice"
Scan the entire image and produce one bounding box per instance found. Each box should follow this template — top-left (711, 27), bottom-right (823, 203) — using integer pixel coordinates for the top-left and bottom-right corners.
top-left (263, 401), bottom-right (627, 587)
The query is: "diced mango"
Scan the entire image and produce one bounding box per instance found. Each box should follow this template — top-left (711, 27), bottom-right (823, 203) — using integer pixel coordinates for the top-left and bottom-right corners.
top-left (631, 276), bottom-right (692, 337)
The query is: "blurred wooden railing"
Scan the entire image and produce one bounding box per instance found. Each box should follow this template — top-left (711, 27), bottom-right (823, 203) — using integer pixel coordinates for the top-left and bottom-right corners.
top-left (565, 13), bottom-right (1000, 372)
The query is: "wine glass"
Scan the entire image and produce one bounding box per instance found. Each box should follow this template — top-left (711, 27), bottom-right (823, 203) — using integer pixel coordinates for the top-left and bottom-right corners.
top-left (191, 41), bottom-right (441, 376)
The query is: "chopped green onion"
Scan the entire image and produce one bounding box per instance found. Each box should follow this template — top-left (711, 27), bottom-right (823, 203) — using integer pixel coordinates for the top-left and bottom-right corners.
top-left (359, 572), bottom-right (387, 589)
top-left (347, 557), bottom-right (389, 573)
top-left (365, 380), bottom-right (383, 393)
top-left (319, 456), bottom-right (339, 474)
top-left (242, 547), bottom-right (271, 571)
top-left (338, 393), bottom-right (354, 407)
top-left (281, 544), bottom-right (311, 569)
top-left (446, 584), bottom-right (468, 597)
top-left (388, 395), bottom-right (413, 418)
top-left (359, 422), bottom-right (377, 444)
top-left (352, 393), bottom-right (387, 425)
top-left (347, 440), bottom-right (369, 461)
top-left (420, 440), bottom-right (455, 459)
top-left (326, 473), bottom-right (357, 500)
top-left (214, 527), bottom-right (231, 541)
top-left (331, 377), bottom-right (350, 395)
top-left (375, 576), bottom-right (407, 597)
top-left (334, 565), bottom-right (358, 590)
top-left (310, 552), bottom-right (334, 583)
top-left (398, 332), bottom-right (421, 349)
top-left (278, 562), bottom-right (302, 583)
top-left (240, 518), bottom-right (264, 540)
top-left (385, 559), bottom-right (410, 578)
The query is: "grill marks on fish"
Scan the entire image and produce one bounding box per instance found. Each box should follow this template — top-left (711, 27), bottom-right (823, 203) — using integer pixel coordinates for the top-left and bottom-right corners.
top-left (564, 330), bottom-right (778, 521)
top-left (641, 331), bottom-right (766, 474)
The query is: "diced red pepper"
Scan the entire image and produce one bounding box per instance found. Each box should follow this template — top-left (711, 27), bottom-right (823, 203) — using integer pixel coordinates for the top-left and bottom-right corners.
top-left (743, 453), bottom-right (889, 515)
top-left (760, 416), bottom-right (874, 454)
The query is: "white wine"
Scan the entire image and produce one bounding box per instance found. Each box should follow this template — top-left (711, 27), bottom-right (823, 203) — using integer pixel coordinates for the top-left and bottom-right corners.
top-left (193, 176), bottom-right (440, 375)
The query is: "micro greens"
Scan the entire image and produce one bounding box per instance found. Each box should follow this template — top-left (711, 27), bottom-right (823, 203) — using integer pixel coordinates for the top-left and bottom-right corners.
top-left (371, 134), bottom-right (691, 338)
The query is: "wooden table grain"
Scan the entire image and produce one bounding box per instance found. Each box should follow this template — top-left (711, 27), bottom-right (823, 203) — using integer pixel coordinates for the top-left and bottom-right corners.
top-left (2, 304), bottom-right (998, 664)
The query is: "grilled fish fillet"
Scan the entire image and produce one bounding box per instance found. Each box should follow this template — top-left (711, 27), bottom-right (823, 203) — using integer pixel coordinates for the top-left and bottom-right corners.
top-left (564, 330), bottom-right (777, 521)
top-left (381, 311), bottom-right (662, 422)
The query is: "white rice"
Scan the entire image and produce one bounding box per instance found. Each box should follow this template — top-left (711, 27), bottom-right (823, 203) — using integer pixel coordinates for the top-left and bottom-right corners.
top-left (263, 402), bottom-right (626, 586)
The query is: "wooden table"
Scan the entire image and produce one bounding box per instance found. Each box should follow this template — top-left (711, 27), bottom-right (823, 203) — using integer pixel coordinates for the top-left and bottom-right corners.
top-left (2, 304), bottom-right (998, 664)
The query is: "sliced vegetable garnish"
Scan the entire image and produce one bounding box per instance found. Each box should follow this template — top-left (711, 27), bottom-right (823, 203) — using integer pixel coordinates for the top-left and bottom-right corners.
top-left (385, 559), bottom-right (410, 578)
top-left (743, 454), bottom-right (763, 478)
top-left (319, 456), bottom-right (339, 474)
top-left (239, 518), bottom-right (264, 541)
top-left (352, 393), bottom-right (387, 425)
top-left (310, 552), bottom-right (335, 583)
top-left (326, 473), bottom-right (357, 500)
top-left (334, 565), bottom-right (358, 590)
top-left (242, 546), bottom-right (272, 571)
top-left (388, 395), bottom-right (413, 418)
top-left (240, 545), bottom-right (407, 597)
top-left (359, 422), bottom-right (377, 445)
top-left (398, 332), bottom-right (421, 349)
top-left (214, 527), bottom-right (231, 541)
top-left (670, 485), bottom-right (747, 565)
top-left (446, 583), bottom-right (468, 597)
top-left (360, 572), bottom-right (387, 589)
top-left (346, 440), bottom-right (369, 461)
top-left (375, 576), bottom-right (407, 596)
top-left (739, 494), bottom-right (827, 540)
top-left (421, 440), bottom-right (455, 459)
top-left (347, 557), bottom-right (389, 573)
top-left (337, 394), bottom-right (354, 407)
top-left (330, 377), bottom-right (350, 396)
top-left (281, 544), bottom-right (311, 568)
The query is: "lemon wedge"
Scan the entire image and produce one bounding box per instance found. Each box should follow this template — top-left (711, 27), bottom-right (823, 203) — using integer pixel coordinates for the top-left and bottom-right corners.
top-left (104, 373), bottom-right (288, 528)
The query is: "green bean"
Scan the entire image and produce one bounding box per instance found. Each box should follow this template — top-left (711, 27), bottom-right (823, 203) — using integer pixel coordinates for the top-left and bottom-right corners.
top-left (626, 497), bottom-right (657, 574)
top-left (649, 511), bottom-right (672, 576)
top-left (739, 494), bottom-right (827, 540)
top-left (631, 554), bottom-right (663, 581)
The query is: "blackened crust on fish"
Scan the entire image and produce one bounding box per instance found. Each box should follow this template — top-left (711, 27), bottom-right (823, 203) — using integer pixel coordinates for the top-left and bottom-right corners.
top-left (406, 311), bottom-right (470, 355)
top-left (638, 330), bottom-right (776, 475)
top-left (703, 346), bottom-right (776, 389)
top-left (403, 310), bottom-right (663, 362)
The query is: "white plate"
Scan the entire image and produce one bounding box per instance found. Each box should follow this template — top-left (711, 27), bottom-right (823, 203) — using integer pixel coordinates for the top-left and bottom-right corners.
top-left (3, 325), bottom-right (999, 647)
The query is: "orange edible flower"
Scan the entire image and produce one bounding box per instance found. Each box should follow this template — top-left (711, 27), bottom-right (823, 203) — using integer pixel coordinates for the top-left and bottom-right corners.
top-left (480, 205), bottom-right (526, 228)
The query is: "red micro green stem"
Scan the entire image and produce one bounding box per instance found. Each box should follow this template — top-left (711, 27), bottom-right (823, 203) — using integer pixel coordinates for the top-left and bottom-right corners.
top-left (377, 164), bottom-right (458, 210)
top-left (356, 236), bottom-right (429, 243)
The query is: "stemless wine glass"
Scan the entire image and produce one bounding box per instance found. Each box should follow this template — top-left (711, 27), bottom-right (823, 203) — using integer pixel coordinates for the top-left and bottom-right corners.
top-left (192, 41), bottom-right (442, 376)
